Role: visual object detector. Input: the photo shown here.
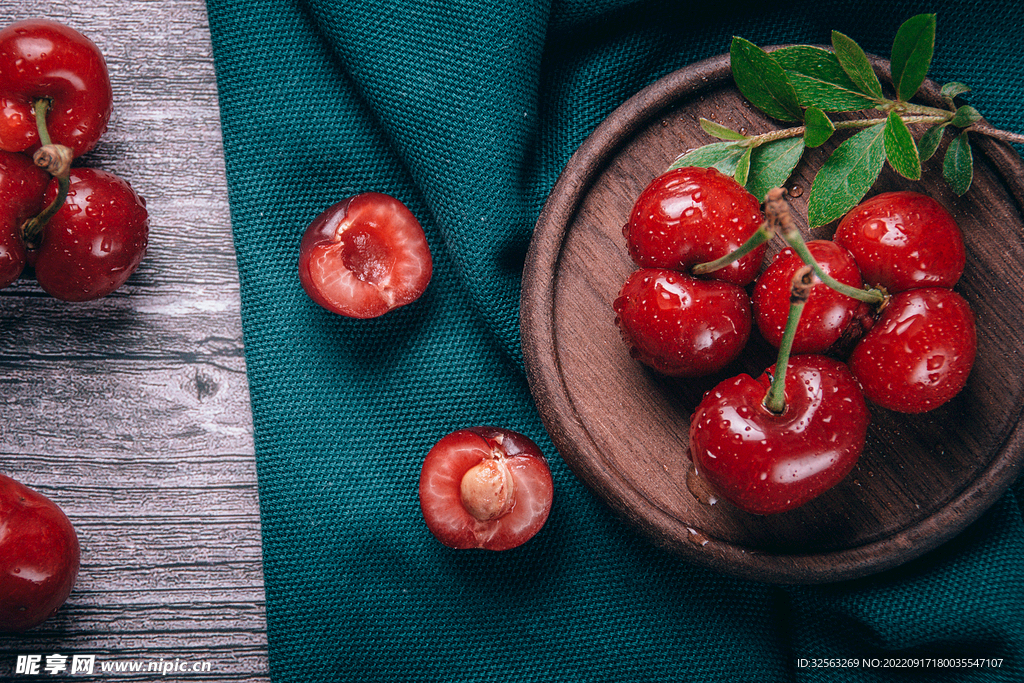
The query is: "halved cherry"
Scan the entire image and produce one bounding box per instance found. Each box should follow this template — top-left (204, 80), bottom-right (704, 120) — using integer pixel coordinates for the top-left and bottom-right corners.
top-left (418, 427), bottom-right (553, 551)
top-left (298, 192), bottom-right (433, 318)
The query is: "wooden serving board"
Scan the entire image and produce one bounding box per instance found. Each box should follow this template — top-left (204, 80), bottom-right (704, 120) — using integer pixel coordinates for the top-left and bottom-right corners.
top-left (520, 52), bottom-right (1024, 584)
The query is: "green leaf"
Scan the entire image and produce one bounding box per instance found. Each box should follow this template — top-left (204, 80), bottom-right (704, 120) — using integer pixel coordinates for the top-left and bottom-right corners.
top-left (950, 105), bottom-right (982, 128)
top-left (941, 81), bottom-right (971, 106)
top-left (807, 123), bottom-right (887, 227)
top-left (669, 141), bottom-right (749, 175)
top-left (890, 13), bottom-right (936, 101)
top-left (883, 111), bottom-right (921, 179)
top-left (746, 137), bottom-right (805, 202)
top-left (699, 118), bottom-right (748, 141)
top-left (803, 107), bottom-right (835, 148)
top-left (730, 37), bottom-right (803, 122)
top-left (734, 147), bottom-right (753, 186)
top-left (771, 45), bottom-right (877, 112)
top-left (918, 124), bottom-right (946, 162)
top-left (943, 130), bottom-right (973, 195)
top-left (831, 30), bottom-right (884, 101)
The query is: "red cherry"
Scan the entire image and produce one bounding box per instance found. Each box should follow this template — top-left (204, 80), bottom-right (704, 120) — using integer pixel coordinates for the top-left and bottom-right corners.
top-left (0, 473), bottom-right (80, 633)
top-left (298, 192), bottom-right (433, 319)
top-left (624, 166), bottom-right (766, 285)
top-left (834, 191), bottom-right (966, 292)
top-left (0, 150), bottom-right (49, 288)
top-left (0, 19), bottom-right (113, 158)
top-left (753, 239), bottom-right (870, 354)
top-left (689, 355), bottom-right (869, 515)
top-left (418, 427), bottom-right (554, 550)
top-left (848, 287), bottom-right (976, 413)
top-left (32, 168), bottom-right (149, 301)
top-left (613, 268), bottom-right (752, 377)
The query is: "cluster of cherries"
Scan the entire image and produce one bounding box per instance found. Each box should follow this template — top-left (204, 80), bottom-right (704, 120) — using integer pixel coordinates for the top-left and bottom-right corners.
top-left (0, 17), bottom-right (154, 633)
top-left (614, 166), bottom-right (976, 515)
top-left (0, 18), bottom-right (148, 301)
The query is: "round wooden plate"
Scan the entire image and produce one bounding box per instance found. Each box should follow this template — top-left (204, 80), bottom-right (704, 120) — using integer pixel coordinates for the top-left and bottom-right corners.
top-left (520, 51), bottom-right (1024, 584)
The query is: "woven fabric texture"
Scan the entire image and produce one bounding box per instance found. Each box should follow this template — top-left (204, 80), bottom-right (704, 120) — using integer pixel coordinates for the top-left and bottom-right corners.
top-left (205, 0), bottom-right (1024, 680)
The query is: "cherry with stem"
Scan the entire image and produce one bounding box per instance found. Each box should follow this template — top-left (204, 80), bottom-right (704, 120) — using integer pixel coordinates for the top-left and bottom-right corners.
top-left (688, 259), bottom-right (870, 515)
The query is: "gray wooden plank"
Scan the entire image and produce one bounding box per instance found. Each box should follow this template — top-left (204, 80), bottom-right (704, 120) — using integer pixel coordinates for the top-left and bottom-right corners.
top-left (0, 1), bottom-right (270, 680)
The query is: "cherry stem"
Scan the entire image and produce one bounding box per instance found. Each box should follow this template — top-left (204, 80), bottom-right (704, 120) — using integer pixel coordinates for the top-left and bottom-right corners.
top-left (692, 222), bottom-right (773, 276)
top-left (764, 265), bottom-right (814, 414)
top-left (20, 99), bottom-right (71, 248)
top-left (763, 188), bottom-right (887, 306)
top-left (34, 98), bottom-right (54, 146)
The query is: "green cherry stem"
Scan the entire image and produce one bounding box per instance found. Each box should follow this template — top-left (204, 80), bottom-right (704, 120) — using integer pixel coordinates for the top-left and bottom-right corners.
top-left (20, 99), bottom-right (72, 248)
top-left (691, 221), bottom-right (773, 276)
top-left (763, 188), bottom-right (887, 307)
top-left (763, 265), bottom-right (813, 414)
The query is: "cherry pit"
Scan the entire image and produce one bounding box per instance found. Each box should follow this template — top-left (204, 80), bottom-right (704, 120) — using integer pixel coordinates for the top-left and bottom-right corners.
top-left (0, 18), bottom-right (149, 301)
top-left (615, 167), bottom-right (977, 515)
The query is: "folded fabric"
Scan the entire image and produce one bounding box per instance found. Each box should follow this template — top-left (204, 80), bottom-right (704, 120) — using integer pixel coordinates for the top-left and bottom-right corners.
top-left (205, 0), bottom-right (1024, 680)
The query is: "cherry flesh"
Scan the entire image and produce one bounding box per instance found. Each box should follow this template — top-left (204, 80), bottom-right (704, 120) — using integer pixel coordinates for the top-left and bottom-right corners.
top-left (613, 268), bottom-right (752, 377)
top-left (753, 239), bottom-right (871, 354)
top-left (849, 287), bottom-right (976, 413)
top-left (0, 473), bottom-right (80, 633)
top-left (32, 168), bottom-right (149, 301)
top-left (418, 427), bottom-right (553, 551)
top-left (0, 19), bottom-right (113, 158)
top-left (0, 149), bottom-right (49, 288)
top-left (298, 192), bottom-right (433, 319)
top-left (834, 191), bottom-right (966, 293)
top-left (688, 355), bottom-right (869, 515)
top-left (624, 166), bottom-right (766, 286)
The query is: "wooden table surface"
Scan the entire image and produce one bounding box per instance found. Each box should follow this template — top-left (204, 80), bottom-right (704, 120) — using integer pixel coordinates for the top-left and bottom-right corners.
top-left (0, 1), bottom-right (270, 680)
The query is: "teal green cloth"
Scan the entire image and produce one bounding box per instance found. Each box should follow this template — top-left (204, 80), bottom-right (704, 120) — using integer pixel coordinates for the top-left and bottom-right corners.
top-left (205, 1), bottom-right (1024, 680)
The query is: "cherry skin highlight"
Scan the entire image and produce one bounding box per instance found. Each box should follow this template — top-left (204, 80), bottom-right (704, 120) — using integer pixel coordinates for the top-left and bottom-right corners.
top-left (32, 168), bottom-right (149, 301)
top-left (418, 427), bottom-right (553, 551)
top-left (0, 473), bottom-right (80, 633)
top-left (0, 19), bottom-right (113, 158)
top-left (688, 355), bottom-right (869, 515)
top-left (0, 150), bottom-right (49, 288)
top-left (834, 191), bottom-right (966, 292)
top-left (613, 268), bottom-right (752, 377)
top-left (624, 166), bottom-right (766, 286)
top-left (298, 192), bottom-right (433, 319)
top-left (848, 287), bottom-right (976, 413)
top-left (753, 239), bottom-right (871, 354)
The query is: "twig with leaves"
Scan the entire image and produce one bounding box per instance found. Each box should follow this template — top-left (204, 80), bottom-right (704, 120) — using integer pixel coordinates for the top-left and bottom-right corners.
top-left (672, 14), bottom-right (1024, 227)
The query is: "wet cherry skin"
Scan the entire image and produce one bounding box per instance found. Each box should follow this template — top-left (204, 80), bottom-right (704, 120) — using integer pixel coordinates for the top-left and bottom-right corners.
top-left (848, 287), bottom-right (976, 413)
top-left (418, 427), bottom-right (554, 551)
top-left (613, 268), bottom-right (752, 377)
top-left (624, 166), bottom-right (766, 286)
top-left (0, 473), bottom-right (80, 633)
top-left (0, 150), bottom-right (49, 288)
top-left (298, 192), bottom-right (433, 319)
top-left (32, 168), bottom-right (149, 301)
top-left (0, 19), bottom-right (113, 158)
top-left (834, 191), bottom-right (966, 292)
top-left (753, 240), bottom-right (872, 354)
top-left (689, 355), bottom-right (869, 515)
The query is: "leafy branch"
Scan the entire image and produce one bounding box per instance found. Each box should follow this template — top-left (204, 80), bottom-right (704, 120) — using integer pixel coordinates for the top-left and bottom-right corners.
top-left (670, 13), bottom-right (1024, 227)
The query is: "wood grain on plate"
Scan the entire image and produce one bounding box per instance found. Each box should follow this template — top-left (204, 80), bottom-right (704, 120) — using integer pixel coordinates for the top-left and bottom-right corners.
top-left (521, 52), bottom-right (1024, 584)
top-left (0, 2), bottom-right (269, 680)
